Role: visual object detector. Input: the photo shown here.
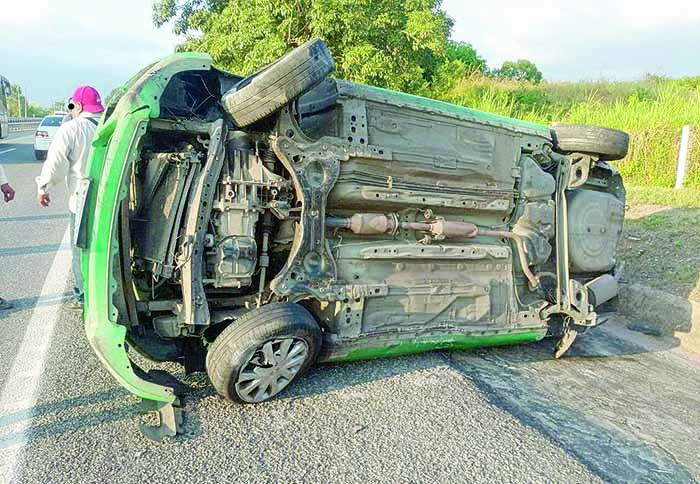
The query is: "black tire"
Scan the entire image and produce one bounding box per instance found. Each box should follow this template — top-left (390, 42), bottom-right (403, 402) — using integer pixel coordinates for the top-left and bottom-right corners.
top-left (206, 302), bottom-right (322, 403)
top-left (34, 150), bottom-right (47, 161)
top-left (222, 38), bottom-right (335, 127)
top-left (551, 124), bottom-right (629, 161)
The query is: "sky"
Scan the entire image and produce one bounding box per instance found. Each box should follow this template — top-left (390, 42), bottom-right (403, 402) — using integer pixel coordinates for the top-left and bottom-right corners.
top-left (1, 0), bottom-right (700, 106)
top-left (0, 0), bottom-right (181, 106)
top-left (443, 0), bottom-right (700, 82)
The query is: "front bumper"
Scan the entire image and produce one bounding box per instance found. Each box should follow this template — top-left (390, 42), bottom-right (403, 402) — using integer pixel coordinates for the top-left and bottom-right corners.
top-left (34, 138), bottom-right (51, 151)
top-left (82, 53), bottom-right (214, 409)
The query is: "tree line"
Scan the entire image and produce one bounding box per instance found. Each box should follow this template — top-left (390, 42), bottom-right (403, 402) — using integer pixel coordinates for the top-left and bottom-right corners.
top-left (4, 84), bottom-right (52, 118)
top-left (152, 0), bottom-right (543, 97)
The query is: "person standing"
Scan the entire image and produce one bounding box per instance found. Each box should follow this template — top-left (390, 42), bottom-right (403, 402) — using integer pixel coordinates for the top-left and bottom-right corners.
top-left (36, 85), bottom-right (104, 308)
top-left (0, 164), bottom-right (16, 310)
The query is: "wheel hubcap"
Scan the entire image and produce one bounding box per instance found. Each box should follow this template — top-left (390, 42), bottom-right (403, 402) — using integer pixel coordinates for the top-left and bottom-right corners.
top-left (235, 338), bottom-right (308, 403)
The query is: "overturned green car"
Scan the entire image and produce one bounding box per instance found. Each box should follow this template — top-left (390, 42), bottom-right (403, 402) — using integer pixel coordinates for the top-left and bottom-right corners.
top-left (80, 39), bottom-right (627, 439)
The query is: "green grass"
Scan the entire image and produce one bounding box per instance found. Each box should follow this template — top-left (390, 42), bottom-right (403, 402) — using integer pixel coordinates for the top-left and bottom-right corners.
top-left (432, 75), bottom-right (700, 188)
top-left (618, 200), bottom-right (700, 300)
top-left (625, 186), bottom-right (700, 207)
top-left (637, 214), bottom-right (665, 229)
top-left (675, 265), bottom-right (698, 285)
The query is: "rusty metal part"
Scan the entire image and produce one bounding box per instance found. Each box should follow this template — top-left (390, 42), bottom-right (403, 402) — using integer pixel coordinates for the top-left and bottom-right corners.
top-left (479, 229), bottom-right (539, 289)
top-left (326, 213), bottom-right (478, 239)
top-left (326, 213), bottom-right (398, 235)
top-left (326, 213), bottom-right (536, 289)
top-left (553, 328), bottom-right (578, 359)
top-left (405, 219), bottom-right (479, 239)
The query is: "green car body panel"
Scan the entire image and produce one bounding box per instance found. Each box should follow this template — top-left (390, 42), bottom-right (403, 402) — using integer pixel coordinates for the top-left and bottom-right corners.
top-left (83, 53), bottom-right (213, 404)
top-left (81, 46), bottom-right (625, 432)
top-left (320, 330), bottom-right (546, 363)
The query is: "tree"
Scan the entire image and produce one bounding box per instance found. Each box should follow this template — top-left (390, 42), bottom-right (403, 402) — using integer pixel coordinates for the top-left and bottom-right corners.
top-left (445, 41), bottom-right (486, 73)
top-left (153, 0), bottom-right (227, 35)
top-left (153, 0), bottom-right (454, 95)
top-left (428, 40), bottom-right (488, 98)
top-left (27, 102), bottom-right (50, 118)
top-left (6, 85), bottom-right (26, 117)
top-left (4, 85), bottom-right (51, 117)
top-left (492, 59), bottom-right (543, 83)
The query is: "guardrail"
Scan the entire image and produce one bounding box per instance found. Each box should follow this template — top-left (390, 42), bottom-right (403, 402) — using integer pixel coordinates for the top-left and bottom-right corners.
top-left (8, 117), bottom-right (42, 132)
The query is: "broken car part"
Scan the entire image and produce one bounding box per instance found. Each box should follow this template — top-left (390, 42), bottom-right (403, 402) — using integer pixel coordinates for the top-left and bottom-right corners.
top-left (81, 40), bottom-right (628, 439)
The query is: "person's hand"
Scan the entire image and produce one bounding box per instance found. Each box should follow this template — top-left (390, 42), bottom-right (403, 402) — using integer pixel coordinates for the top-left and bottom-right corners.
top-left (38, 193), bottom-right (50, 207)
top-left (1, 183), bottom-right (14, 202)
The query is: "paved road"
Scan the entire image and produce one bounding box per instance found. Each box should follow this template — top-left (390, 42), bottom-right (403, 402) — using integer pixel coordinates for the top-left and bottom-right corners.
top-left (0, 133), bottom-right (699, 483)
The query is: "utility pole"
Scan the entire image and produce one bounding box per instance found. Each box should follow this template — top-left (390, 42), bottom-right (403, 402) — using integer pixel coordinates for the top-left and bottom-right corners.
top-left (675, 126), bottom-right (692, 189)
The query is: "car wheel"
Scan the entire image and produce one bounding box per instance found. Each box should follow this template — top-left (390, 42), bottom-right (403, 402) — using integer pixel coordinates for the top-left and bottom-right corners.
top-left (34, 150), bottom-right (46, 161)
top-left (206, 302), bottom-right (322, 403)
top-left (221, 38), bottom-right (334, 128)
top-left (551, 124), bottom-right (629, 161)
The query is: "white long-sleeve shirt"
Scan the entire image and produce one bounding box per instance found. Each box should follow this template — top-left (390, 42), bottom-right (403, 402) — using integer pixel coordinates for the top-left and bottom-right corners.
top-left (35, 112), bottom-right (100, 213)
top-left (0, 164), bottom-right (7, 186)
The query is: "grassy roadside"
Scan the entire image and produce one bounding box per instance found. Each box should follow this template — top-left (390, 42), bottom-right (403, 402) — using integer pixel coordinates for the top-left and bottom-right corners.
top-left (430, 70), bottom-right (700, 295)
top-left (625, 186), bottom-right (700, 208)
top-left (433, 75), bottom-right (700, 188)
top-left (618, 187), bottom-right (700, 301)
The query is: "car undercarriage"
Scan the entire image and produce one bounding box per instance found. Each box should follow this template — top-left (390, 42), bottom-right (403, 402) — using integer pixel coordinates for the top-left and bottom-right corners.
top-left (80, 40), bottom-right (627, 439)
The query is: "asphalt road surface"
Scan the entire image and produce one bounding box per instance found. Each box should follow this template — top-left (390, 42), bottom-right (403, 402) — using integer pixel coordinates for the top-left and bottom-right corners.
top-left (1, 131), bottom-right (699, 484)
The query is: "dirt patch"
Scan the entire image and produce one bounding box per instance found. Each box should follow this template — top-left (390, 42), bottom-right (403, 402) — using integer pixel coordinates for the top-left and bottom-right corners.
top-left (625, 204), bottom-right (672, 220)
top-left (618, 204), bottom-right (700, 302)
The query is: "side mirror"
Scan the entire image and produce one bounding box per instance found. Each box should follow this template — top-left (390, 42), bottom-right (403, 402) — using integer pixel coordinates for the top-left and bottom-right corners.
top-left (1, 80), bottom-right (10, 98)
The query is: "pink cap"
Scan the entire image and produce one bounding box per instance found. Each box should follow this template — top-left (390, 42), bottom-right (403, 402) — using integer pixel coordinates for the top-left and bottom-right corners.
top-left (71, 85), bottom-right (104, 113)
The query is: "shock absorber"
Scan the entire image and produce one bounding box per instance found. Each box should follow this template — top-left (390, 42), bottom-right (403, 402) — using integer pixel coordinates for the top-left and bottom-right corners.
top-left (256, 211), bottom-right (275, 307)
top-left (258, 141), bottom-right (277, 173)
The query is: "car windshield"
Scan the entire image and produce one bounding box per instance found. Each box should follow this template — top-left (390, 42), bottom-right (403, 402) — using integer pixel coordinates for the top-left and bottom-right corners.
top-left (40, 116), bottom-right (63, 127)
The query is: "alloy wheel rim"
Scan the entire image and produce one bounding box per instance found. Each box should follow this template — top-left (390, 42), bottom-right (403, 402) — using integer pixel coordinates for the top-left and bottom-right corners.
top-left (235, 338), bottom-right (308, 403)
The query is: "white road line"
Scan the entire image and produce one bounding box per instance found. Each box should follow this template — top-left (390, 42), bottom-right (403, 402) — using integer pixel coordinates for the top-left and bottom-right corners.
top-left (0, 228), bottom-right (71, 483)
top-left (0, 148), bottom-right (16, 155)
top-left (3, 134), bottom-right (34, 144)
